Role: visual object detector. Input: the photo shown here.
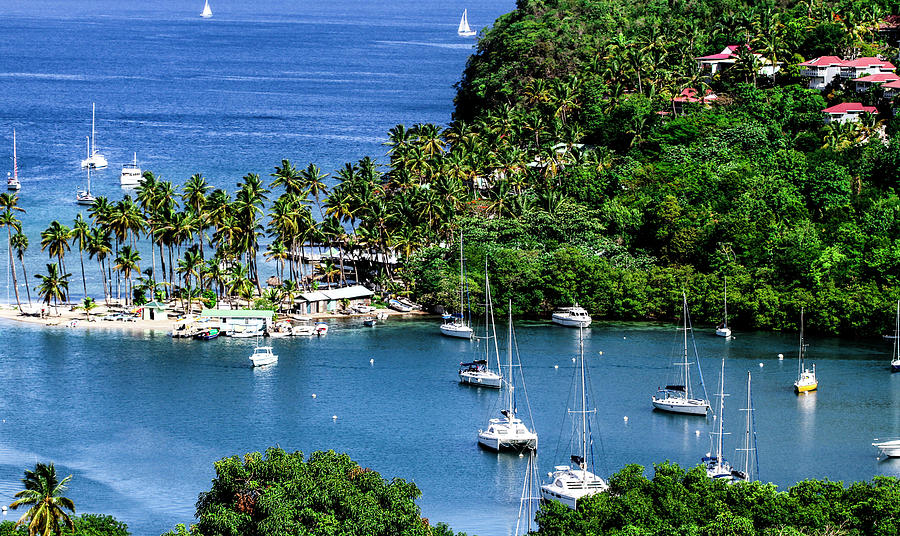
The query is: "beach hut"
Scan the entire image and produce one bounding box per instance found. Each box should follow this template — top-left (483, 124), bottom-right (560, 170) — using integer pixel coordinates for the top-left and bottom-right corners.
top-left (200, 309), bottom-right (276, 333)
top-left (141, 301), bottom-right (168, 321)
top-left (298, 285), bottom-right (375, 314)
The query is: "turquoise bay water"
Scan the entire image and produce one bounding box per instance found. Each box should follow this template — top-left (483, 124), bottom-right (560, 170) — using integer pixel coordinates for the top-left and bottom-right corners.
top-left (0, 317), bottom-right (898, 535)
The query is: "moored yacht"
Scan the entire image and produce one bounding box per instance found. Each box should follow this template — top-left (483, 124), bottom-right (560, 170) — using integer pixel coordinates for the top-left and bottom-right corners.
top-left (551, 304), bottom-right (591, 328)
top-left (793, 307), bottom-right (818, 393)
top-left (441, 232), bottom-right (474, 339)
top-left (540, 327), bottom-right (608, 509)
top-left (120, 152), bottom-right (142, 187)
top-left (477, 303), bottom-right (537, 451)
top-left (651, 292), bottom-right (710, 415)
top-left (7, 129), bottom-right (21, 191)
top-left (715, 276), bottom-right (732, 338)
top-left (873, 438), bottom-right (900, 457)
top-left (890, 301), bottom-right (900, 372)
top-left (249, 344), bottom-right (277, 367)
top-left (458, 267), bottom-right (502, 389)
top-left (80, 103), bottom-right (108, 169)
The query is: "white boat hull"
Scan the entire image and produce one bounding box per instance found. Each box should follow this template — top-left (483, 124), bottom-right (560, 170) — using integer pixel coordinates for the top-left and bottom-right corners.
top-left (230, 330), bottom-right (263, 338)
top-left (250, 355), bottom-right (277, 367)
top-left (874, 440), bottom-right (900, 457)
top-left (476, 432), bottom-right (537, 451)
top-left (540, 468), bottom-right (607, 509)
top-left (551, 314), bottom-right (591, 328)
top-left (81, 154), bottom-right (108, 169)
top-left (458, 370), bottom-right (501, 388)
top-left (7, 181), bottom-right (20, 191)
top-left (651, 396), bottom-right (709, 415)
top-left (440, 323), bottom-right (473, 339)
top-left (715, 327), bottom-right (731, 337)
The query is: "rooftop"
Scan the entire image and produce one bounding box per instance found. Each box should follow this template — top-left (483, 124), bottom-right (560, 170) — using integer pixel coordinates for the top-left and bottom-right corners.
top-left (822, 102), bottom-right (878, 114)
top-left (852, 73), bottom-right (900, 83)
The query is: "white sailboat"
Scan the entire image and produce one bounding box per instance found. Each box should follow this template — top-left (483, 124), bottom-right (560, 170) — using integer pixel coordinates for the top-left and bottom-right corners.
top-left (890, 301), bottom-right (900, 372)
top-left (76, 137), bottom-right (96, 205)
top-left (702, 356), bottom-right (736, 480)
top-left (201, 0), bottom-right (213, 18)
top-left (7, 129), bottom-right (21, 191)
top-left (120, 152), bottom-right (142, 187)
top-left (477, 302), bottom-right (538, 451)
top-left (458, 266), bottom-right (502, 388)
top-left (515, 450), bottom-right (541, 535)
top-left (80, 103), bottom-right (108, 169)
top-left (873, 438), bottom-right (900, 457)
top-left (793, 307), bottom-right (818, 393)
top-left (651, 292), bottom-right (711, 415)
top-left (457, 9), bottom-right (476, 37)
top-left (732, 371), bottom-right (758, 482)
top-left (441, 232), bottom-right (473, 339)
top-left (540, 326), bottom-right (608, 509)
top-left (715, 276), bottom-right (731, 338)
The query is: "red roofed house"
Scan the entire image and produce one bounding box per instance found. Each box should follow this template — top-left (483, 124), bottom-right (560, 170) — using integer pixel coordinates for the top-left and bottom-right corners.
top-left (822, 102), bottom-right (878, 124)
top-left (671, 88), bottom-right (718, 114)
top-left (800, 56), bottom-right (895, 90)
top-left (853, 72), bottom-right (900, 92)
top-left (883, 79), bottom-right (900, 99)
top-left (799, 56), bottom-right (847, 89)
top-left (696, 45), bottom-right (777, 75)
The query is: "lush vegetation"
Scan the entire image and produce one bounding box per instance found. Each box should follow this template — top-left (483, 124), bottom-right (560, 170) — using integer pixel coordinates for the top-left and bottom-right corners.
top-left (160, 447), bottom-right (461, 536)
top-left (535, 462), bottom-right (900, 536)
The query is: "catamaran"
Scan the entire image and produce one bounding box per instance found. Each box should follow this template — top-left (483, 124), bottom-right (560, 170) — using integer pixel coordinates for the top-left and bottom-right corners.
top-left (793, 307), bottom-right (818, 393)
top-left (440, 233), bottom-right (473, 339)
top-left (80, 103), bottom-right (107, 169)
top-left (890, 301), bottom-right (900, 372)
top-left (715, 276), bottom-right (731, 337)
top-left (458, 267), bottom-right (502, 388)
top-left (457, 9), bottom-right (476, 37)
top-left (477, 302), bottom-right (538, 451)
top-left (651, 292), bottom-right (711, 415)
top-left (120, 152), bottom-right (142, 187)
top-left (540, 327), bottom-right (608, 509)
top-left (7, 129), bottom-right (20, 191)
top-left (201, 0), bottom-right (213, 18)
top-left (76, 137), bottom-right (96, 205)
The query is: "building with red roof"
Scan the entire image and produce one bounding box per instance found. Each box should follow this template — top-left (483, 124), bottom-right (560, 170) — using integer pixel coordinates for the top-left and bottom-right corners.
top-left (883, 79), bottom-right (900, 99)
top-left (852, 72), bottom-right (900, 92)
top-left (671, 88), bottom-right (718, 114)
top-left (800, 56), bottom-right (896, 90)
top-left (822, 102), bottom-right (879, 124)
top-left (696, 45), bottom-right (777, 75)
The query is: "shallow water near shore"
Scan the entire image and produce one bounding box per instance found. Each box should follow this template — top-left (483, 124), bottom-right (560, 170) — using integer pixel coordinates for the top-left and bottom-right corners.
top-left (0, 316), bottom-right (898, 535)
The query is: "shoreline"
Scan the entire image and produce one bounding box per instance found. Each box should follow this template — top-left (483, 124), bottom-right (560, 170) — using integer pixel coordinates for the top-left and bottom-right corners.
top-left (0, 302), bottom-right (429, 334)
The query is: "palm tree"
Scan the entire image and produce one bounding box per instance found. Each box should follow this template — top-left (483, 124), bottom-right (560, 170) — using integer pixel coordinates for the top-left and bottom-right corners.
top-left (9, 462), bottom-right (76, 536)
top-left (40, 221), bottom-right (71, 276)
top-left (0, 211), bottom-right (23, 310)
top-left (270, 159), bottom-right (305, 195)
top-left (114, 245), bottom-right (141, 306)
top-left (11, 232), bottom-right (31, 305)
top-left (86, 228), bottom-right (112, 305)
top-left (76, 297), bottom-right (98, 321)
top-left (182, 173), bottom-right (211, 258)
top-left (177, 246), bottom-right (203, 313)
top-left (300, 164), bottom-right (329, 219)
top-left (70, 213), bottom-right (90, 299)
top-left (34, 263), bottom-right (70, 315)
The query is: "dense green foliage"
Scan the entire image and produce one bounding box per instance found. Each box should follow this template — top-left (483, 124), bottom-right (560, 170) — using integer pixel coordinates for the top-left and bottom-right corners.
top-left (535, 462), bottom-right (900, 536)
top-left (0, 515), bottom-right (129, 536)
top-left (161, 447), bottom-right (461, 536)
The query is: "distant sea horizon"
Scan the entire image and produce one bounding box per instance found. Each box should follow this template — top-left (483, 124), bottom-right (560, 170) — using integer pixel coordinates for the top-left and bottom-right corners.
top-left (0, 0), bottom-right (515, 303)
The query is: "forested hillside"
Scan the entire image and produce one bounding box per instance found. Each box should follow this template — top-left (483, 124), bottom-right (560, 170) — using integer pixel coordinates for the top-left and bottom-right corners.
top-left (402, 0), bottom-right (900, 335)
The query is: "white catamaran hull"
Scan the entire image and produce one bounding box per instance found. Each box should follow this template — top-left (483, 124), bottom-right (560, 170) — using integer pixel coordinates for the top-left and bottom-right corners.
top-left (551, 313), bottom-right (591, 328)
top-left (540, 467), bottom-right (608, 510)
top-left (440, 322), bottom-right (473, 338)
top-left (651, 396), bottom-right (710, 415)
top-left (874, 440), bottom-right (900, 457)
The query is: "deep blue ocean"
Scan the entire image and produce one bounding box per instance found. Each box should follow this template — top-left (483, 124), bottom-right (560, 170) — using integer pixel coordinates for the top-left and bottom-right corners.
top-left (0, 0), bottom-right (513, 301)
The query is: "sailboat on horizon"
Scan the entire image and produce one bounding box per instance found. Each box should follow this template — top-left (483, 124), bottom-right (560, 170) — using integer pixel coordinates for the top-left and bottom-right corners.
top-left (7, 130), bottom-right (21, 191)
top-left (201, 0), bottom-right (213, 18)
top-left (457, 9), bottom-right (476, 37)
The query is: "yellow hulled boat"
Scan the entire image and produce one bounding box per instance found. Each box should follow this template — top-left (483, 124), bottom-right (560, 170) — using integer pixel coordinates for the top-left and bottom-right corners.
top-left (793, 308), bottom-right (818, 394)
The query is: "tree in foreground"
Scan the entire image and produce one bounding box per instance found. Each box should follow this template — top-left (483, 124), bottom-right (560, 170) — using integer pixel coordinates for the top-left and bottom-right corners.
top-left (9, 462), bottom-right (76, 536)
top-left (163, 447), bottom-right (462, 536)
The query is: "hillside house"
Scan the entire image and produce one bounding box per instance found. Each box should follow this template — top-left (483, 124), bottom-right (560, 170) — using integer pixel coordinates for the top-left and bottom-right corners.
top-left (822, 102), bottom-right (878, 124)
top-left (853, 72), bottom-right (900, 92)
top-left (800, 56), bottom-right (895, 90)
top-left (697, 45), bottom-right (778, 75)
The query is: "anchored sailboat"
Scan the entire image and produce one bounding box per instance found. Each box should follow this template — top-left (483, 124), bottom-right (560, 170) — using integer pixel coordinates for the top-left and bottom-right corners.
top-left (651, 292), bottom-right (711, 415)
top-left (716, 276), bottom-right (731, 338)
top-left (890, 301), bottom-right (900, 372)
top-left (540, 326), bottom-right (608, 509)
top-left (7, 129), bottom-right (20, 191)
top-left (476, 301), bottom-right (537, 451)
top-left (732, 371), bottom-right (759, 482)
top-left (458, 263), bottom-right (502, 388)
top-left (201, 0), bottom-right (213, 18)
top-left (457, 9), bottom-right (476, 37)
top-left (703, 357), bottom-right (736, 480)
top-left (441, 232), bottom-right (473, 339)
top-left (793, 307), bottom-right (818, 393)
top-left (76, 137), bottom-right (96, 205)
top-left (80, 103), bottom-right (107, 169)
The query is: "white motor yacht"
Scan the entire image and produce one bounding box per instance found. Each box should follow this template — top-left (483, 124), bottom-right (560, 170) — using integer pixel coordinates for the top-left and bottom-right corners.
top-left (551, 304), bottom-right (592, 328)
top-left (873, 439), bottom-right (900, 457)
top-left (249, 345), bottom-right (277, 367)
top-left (120, 152), bottom-right (142, 187)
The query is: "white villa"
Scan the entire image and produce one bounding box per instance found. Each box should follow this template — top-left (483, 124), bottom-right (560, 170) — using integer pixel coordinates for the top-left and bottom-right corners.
top-left (822, 102), bottom-right (878, 124)
top-left (853, 72), bottom-right (900, 92)
top-left (800, 56), bottom-right (896, 89)
top-left (697, 45), bottom-right (779, 75)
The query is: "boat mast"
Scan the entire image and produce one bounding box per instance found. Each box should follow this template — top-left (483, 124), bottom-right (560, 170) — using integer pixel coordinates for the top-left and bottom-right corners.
top-left (12, 129), bottom-right (17, 183)
top-left (486, 259), bottom-right (500, 376)
top-left (894, 300), bottom-right (899, 362)
top-left (682, 292), bottom-right (691, 400)
top-left (579, 326), bottom-right (587, 470)
top-left (723, 276), bottom-right (728, 329)
top-left (714, 357), bottom-right (726, 465)
top-left (507, 301), bottom-right (514, 416)
top-left (459, 231), bottom-right (465, 327)
top-left (85, 136), bottom-right (92, 194)
top-left (91, 102), bottom-right (96, 157)
top-left (798, 307), bottom-right (805, 379)
top-left (738, 371), bottom-right (754, 479)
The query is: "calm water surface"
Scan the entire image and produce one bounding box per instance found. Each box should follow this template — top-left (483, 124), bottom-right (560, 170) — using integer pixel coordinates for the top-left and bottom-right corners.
top-left (0, 317), bottom-right (898, 535)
